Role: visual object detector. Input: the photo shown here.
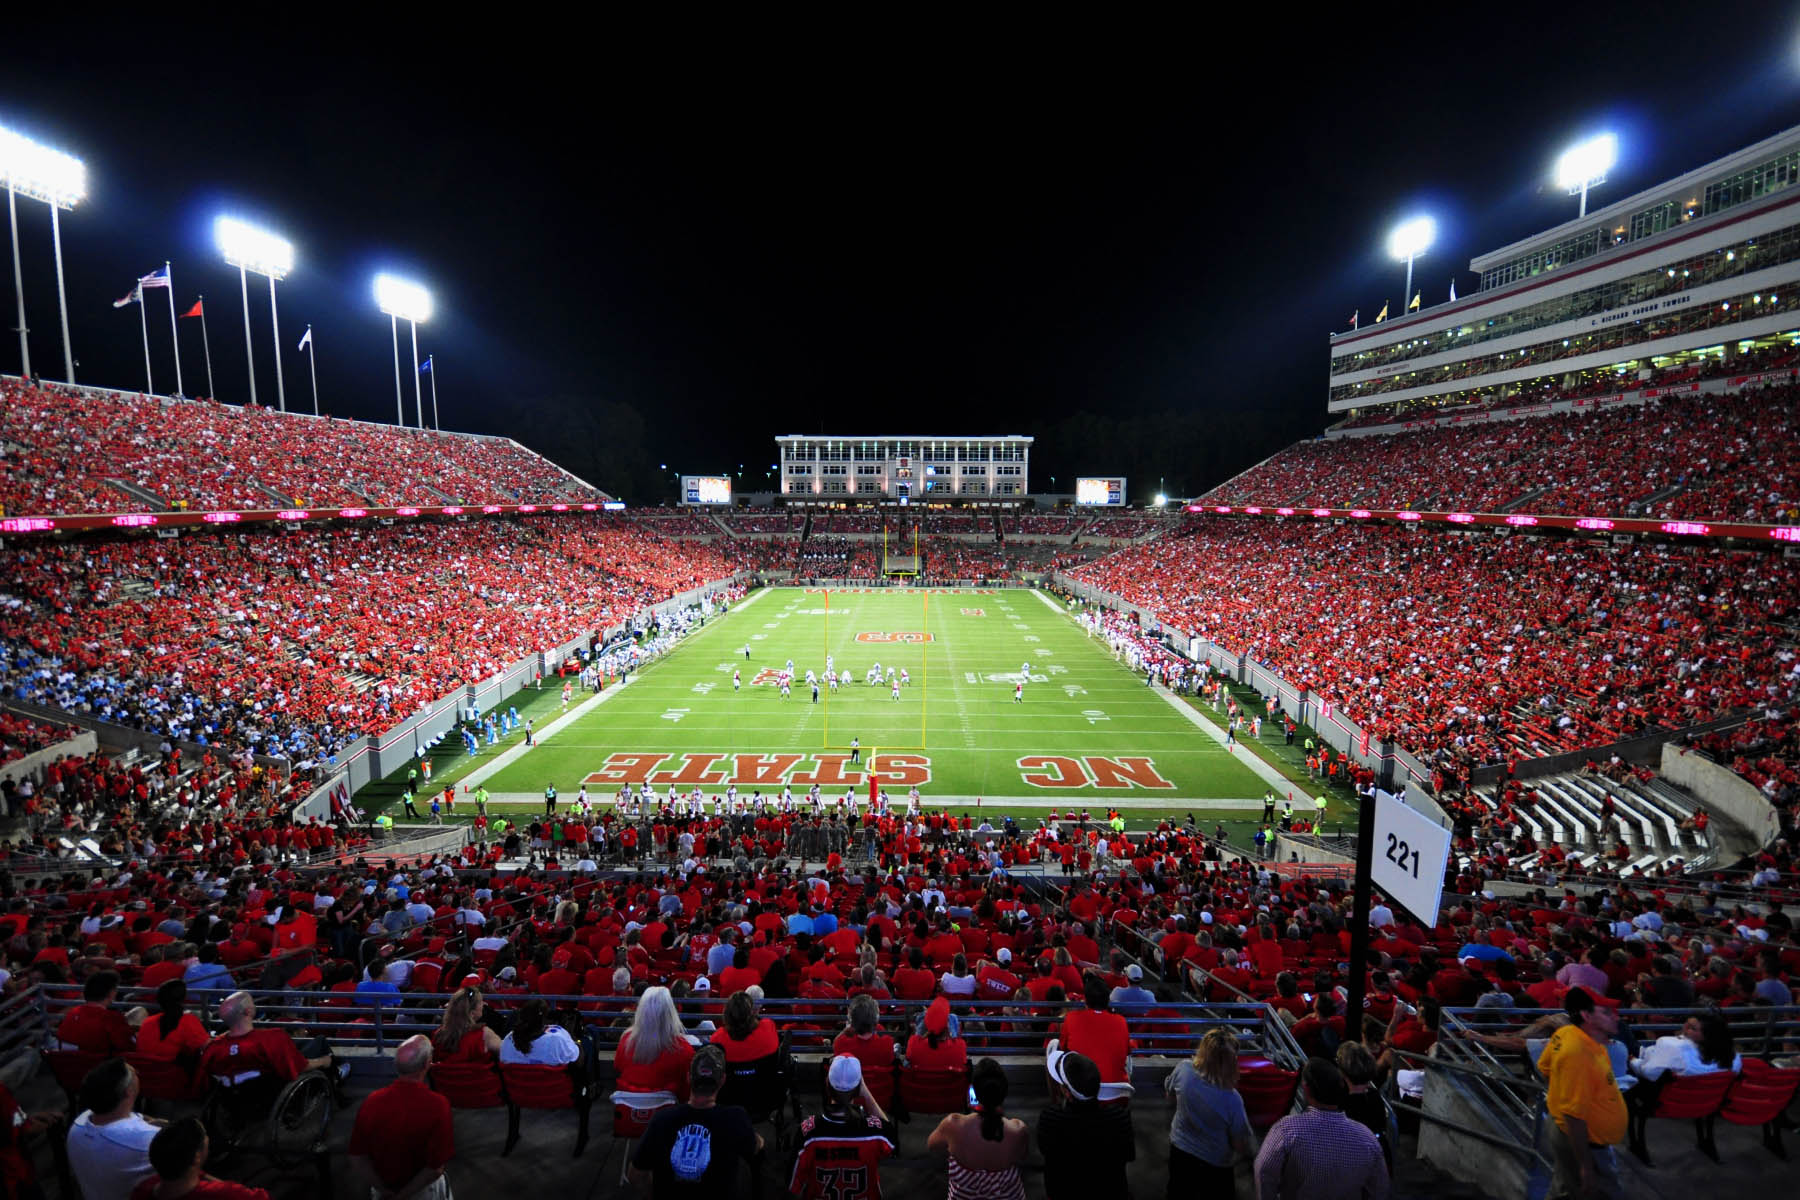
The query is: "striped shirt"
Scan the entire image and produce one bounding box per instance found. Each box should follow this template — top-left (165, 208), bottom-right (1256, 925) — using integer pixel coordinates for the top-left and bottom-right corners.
top-left (947, 1157), bottom-right (1025, 1200)
top-left (1253, 1108), bottom-right (1389, 1200)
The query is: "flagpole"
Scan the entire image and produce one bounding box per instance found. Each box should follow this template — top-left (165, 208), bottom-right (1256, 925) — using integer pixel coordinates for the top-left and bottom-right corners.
top-left (268, 276), bottom-right (286, 413)
top-left (137, 290), bottom-right (153, 395)
top-left (238, 266), bottom-right (257, 407)
top-left (390, 313), bottom-right (403, 426)
top-left (305, 326), bottom-right (318, 416)
top-left (6, 184), bottom-right (27, 380)
top-left (164, 262), bottom-right (184, 397)
top-left (50, 205), bottom-right (74, 383)
top-left (198, 296), bottom-right (215, 399)
top-left (409, 319), bottom-right (422, 428)
top-left (428, 356), bottom-right (439, 429)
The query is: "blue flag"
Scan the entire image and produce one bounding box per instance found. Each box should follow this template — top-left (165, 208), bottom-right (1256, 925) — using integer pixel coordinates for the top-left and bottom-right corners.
top-left (419, 356), bottom-right (432, 374)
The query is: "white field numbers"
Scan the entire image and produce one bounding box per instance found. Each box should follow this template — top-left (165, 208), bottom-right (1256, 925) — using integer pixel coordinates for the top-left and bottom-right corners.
top-left (1369, 789), bottom-right (1452, 926)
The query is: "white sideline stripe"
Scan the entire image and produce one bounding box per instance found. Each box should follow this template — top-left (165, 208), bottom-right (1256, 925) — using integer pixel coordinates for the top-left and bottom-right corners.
top-left (1152, 685), bottom-right (1307, 800)
top-left (454, 589), bottom-right (771, 793)
top-left (476, 793), bottom-right (1270, 810)
top-left (1031, 589), bottom-right (1066, 614)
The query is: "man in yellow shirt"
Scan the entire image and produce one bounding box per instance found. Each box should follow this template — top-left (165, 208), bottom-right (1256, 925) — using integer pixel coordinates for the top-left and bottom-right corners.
top-left (1536, 988), bottom-right (1626, 1199)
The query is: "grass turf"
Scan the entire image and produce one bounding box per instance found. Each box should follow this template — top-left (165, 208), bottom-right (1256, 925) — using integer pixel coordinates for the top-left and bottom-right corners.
top-left (358, 587), bottom-right (1364, 841)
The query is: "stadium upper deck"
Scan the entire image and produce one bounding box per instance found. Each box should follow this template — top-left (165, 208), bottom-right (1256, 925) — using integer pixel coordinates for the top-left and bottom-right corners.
top-left (776, 434), bottom-right (1032, 502)
top-left (1329, 124), bottom-right (1800, 422)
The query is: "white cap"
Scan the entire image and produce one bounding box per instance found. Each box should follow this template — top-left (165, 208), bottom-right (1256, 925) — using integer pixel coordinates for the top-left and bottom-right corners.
top-left (827, 1054), bottom-right (863, 1092)
top-left (1125, 964), bottom-right (1143, 981)
top-left (1200, 911), bottom-right (1214, 925)
top-left (996, 947), bottom-right (1012, 963)
top-left (693, 976), bottom-right (712, 992)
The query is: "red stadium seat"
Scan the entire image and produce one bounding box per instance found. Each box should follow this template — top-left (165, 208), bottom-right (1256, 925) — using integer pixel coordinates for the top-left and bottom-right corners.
top-left (429, 1060), bottom-right (505, 1109)
top-left (124, 1053), bottom-right (209, 1105)
top-left (45, 1050), bottom-right (107, 1108)
top-left (1237, 1064), bottom-right (1300, 1133)
top-left (499, 1063), bottom-right (591, 1157)
top-left (898, 1064), bottom-right (969, 1115)
top-left (1627, 1070), bottom-right (1735, 1164)
top-left (1719, 1059), bottom-right (1800, 1160)
top-left (609, 1089), bottom-right (680, 1185)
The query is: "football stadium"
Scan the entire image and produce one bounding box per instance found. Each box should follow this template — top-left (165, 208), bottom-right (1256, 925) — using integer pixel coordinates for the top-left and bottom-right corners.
top-left (2, 21), bottom-right (1799, 1200)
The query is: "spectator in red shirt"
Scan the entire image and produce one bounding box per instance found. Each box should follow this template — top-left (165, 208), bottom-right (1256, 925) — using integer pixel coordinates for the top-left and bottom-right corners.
top-left (1057, 974), bottom-right (1132, 1085)
top-left (430, 987), bottom-right (502, 1065)
top-left (717, 946), bottom-right (763, 997)
top-left (905, 996), bottom-right (968, 1071)
top-left (615, 987), bottom-right (695, 1098)
top-left (832, 994), bottom-right (899, 1085)
top-left (197, 991), bottom-right (337, 1094)
top-left (974, 949), bottom-right (1023, 1006)
top-left (1290, 993), bottom-right (1348, 1058)
top-left (57, 970), bottom-right (135, 1054)
top-left (136, 980), bottom-right (210, 1064)
top-left (891, 948), bottom-right (937, 1002)
top-left (132, 1116), bottom-right (270, 1200)
top-left (710, 991), bottom-right (779, 1064)
top-left (348, 1035), bottom-right (454, 1200)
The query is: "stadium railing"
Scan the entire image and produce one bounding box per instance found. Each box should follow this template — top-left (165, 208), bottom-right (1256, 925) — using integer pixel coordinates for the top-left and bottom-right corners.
top-left (27, 984), bottom-right (1305, 1067)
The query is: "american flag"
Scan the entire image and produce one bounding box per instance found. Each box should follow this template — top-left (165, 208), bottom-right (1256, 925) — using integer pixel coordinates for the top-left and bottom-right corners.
top-left (138, 265), bottom-right (170, 290)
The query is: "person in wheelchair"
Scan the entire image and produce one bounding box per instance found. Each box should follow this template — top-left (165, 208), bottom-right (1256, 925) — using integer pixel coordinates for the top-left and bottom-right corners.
top-left (196, 992), bottom-right (347, 1121)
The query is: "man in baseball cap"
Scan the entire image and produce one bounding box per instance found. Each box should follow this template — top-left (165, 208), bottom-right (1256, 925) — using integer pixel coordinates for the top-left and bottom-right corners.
top-left (629, 1045), bottom-right (762, 1197)
top-left (1041, 1047), bottom-right (1135, 1198)
top-left (789, 1055), bottom-right (895, 1200)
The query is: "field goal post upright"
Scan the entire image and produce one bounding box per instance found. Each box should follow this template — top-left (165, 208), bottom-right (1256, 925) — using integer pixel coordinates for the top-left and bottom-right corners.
top-left (920, 587), bottom-right (928, 749)
top-left (822, 587), bottom-right (831, 749)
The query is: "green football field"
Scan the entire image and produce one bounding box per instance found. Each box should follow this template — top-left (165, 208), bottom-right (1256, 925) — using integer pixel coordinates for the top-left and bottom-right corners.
top-left (451, 586), bottom-right (1286, 818)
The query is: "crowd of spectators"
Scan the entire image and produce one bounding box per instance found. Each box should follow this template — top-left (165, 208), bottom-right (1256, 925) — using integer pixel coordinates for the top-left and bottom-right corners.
top-left (811, 513), bottom-right (886, 535)
top-left (1211, 384), bottom-right (1800, 523)
top-left (1003, 512), bottom-right (1088, 537)
top-left (1081, 515), bottom-right (1169, 540)
top-left (1072, 520), bottom-right (1800, 777)
top-left (0, 380), bottom-right (601, 515)
top-left (11, 806), bottom-right (1792, 1200)
top-left (0, 515), bottom-right (740, 764)
top-left (717, 510), bottom-right (805, 536)
top-left (793, 537), bottom-right (877, 578)
top-left (0, 711), bottom-right (73, 769)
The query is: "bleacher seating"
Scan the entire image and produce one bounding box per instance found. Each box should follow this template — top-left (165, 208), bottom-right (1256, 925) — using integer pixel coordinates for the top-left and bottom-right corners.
top-left (1206, 384), bottom-right (1800, 523)
top-left (0, 379), bottom-right (601, 515)
top-left (0, 515), bottom-right (739, 761)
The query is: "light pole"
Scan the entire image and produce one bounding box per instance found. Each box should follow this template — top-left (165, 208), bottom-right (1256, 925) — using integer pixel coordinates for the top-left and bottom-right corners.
top-left (375, 274), bottom-right (432, 427)
top-left (1387, 215), bottom-right (1436, 317)
top-left (1556, 133), bottom-right (1618, 219)
top-left (215, 217), bottom-right (294, 408)
top-left (0, 125), bottom-right (86, 382)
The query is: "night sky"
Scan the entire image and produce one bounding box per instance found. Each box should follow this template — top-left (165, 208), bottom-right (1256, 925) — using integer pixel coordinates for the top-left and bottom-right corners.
top-left (6, 8), bottom-right (1800, 503)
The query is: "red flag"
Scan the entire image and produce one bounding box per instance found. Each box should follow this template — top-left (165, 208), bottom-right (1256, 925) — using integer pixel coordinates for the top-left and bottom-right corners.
top-left (180, 299), bottom-right (203, 318)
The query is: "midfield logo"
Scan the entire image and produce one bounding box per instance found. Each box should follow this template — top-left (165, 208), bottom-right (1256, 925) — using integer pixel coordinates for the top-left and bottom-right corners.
top-left (575, 751), bottom-right (1176, 791)
top-left (855, 632), bottom-right (935, 643)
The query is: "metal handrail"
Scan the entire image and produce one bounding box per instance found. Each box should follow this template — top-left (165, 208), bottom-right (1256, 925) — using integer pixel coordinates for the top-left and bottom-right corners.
top-left (30, 982), bottom-right (1296, 1062)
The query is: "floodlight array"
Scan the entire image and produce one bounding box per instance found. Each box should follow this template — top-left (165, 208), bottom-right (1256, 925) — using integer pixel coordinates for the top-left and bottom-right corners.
top-left (215, 216), bottom-right (294, 279)
top-left (1556, 133), bottom-right (1618, 193)
top-left (0, 126), bottom-right (86, 208)
top-left (374, 273), bottom-right (433, 323)
top-left (1387, 215), bottom-right (1436, 262)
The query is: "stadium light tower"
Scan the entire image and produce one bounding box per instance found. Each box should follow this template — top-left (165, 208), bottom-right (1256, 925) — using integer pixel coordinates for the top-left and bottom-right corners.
top-left (374, 274), bottom-right (432, 427)
top-left (1387, 215), bottom-right (1436, 318)
top-left (215, 217), bottom-right (294, 410)
top-left (1556, 133), bottom-right (1618, 218)
top-left (0, 124), bottom-right (86, 383)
